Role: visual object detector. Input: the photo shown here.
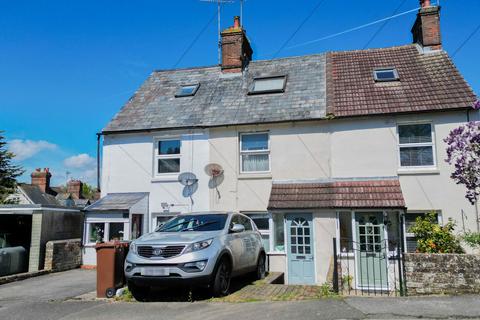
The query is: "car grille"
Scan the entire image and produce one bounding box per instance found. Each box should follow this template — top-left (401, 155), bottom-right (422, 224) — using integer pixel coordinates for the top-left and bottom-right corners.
top-left (137, 245), bottom-right (185, 259)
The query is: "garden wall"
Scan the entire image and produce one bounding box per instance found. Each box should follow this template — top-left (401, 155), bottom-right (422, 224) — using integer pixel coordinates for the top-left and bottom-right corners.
top-left (44, 239), bottom-right (82, 272)
top-left (405, 253), bottom-right (480, 295)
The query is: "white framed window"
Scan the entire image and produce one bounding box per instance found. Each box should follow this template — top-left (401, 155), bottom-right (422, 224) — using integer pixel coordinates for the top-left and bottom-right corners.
top-left (374, 68), bottom-right (399, 82)
top-left (397, 122), bottom-right (436, 168)
top-left (272, 213), bottom-right (285, 252)
top-left (154, 138), bottom-right (181, 175)
top-left (86, 221), bottom-right (126, 244)
top-left (403, 211), bottom-right (440, 253)
top-left (240, 132), bottom-right (270, 173)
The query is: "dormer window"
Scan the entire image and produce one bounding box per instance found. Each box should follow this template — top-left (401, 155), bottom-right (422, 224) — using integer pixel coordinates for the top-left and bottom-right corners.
top-left (248, 76), bottom-right (287, 95)
top-left (373, 68), bottom-right (399, 82)
top-left (175, 84), bottom-right (200, 97)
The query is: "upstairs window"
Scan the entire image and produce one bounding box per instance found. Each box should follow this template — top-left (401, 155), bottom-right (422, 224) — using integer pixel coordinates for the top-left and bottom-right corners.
top-left (248, 76), bottom-right (287, 95)
top-left (374, 68), bottom-right (399, 82)
top-left (155, 139), bottom-right (181, 174)
top-left (240, 132), bottom-right (270, 173)
top-left (398, 123), bottom-right (435, 168)
top-left (175, 84), bottom-right (200, 97)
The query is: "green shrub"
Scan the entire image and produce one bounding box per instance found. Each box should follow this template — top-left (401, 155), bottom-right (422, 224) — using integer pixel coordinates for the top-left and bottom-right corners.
top-left (463, 232), bottom-right (480, 248)
top-left (409, 212), bottom-right (464, 254)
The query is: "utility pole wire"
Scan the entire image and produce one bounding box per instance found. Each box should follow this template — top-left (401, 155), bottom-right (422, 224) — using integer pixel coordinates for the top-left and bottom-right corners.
top-left (287, 6), bottom-right (420, 50)
top-left (452, 22), bottom-right (480, 58)
top-left (363, 0), bottom-right (407, 49)
top-left (172, 10), bottom-right (218, 69)
top-left (272, 0), bottom-right (327, 58)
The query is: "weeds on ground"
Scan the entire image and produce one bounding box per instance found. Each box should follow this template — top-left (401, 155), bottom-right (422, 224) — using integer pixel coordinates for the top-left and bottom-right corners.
top-left (114, 288), bottom-right (135, 302)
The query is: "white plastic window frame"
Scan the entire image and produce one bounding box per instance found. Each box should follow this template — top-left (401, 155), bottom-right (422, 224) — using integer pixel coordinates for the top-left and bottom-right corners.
top-left (239, 131), bottom-right (271, 174)
top-left (397, 121), bottom-right (437, 170)
top-left (154, 137), bottom-right (182, 176)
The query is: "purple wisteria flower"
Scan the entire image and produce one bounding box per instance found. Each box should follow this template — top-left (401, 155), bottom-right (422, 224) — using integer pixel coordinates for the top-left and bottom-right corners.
top-left (444, 120), bottom-right (480, 205)
top-left (474, 100), bottom-right (480, 111)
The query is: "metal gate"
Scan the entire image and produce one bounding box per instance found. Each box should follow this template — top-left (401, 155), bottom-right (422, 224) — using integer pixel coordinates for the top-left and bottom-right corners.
top-left (333, 236), bottom-right (406, 296)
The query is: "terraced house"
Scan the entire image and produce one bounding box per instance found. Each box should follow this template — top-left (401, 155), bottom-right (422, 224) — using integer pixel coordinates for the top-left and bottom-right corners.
top-left (86, 1), bottom-right (478, 290)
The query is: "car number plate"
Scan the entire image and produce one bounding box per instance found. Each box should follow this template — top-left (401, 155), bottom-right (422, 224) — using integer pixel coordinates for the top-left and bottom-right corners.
top-left (141, 267), bottom-right (169, 277)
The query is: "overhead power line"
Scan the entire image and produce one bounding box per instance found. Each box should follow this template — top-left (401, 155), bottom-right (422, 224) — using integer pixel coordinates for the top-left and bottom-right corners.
top-left (272, 0), bottom-right (327, 58)
top-left (172, 10), bottom-right (218, 69)
top-left (287, 6), bottom-right (420, 50)
top-left (452, 22), bottom-right (480, 58)
top-left (363, 0), bottom-right (407, 49)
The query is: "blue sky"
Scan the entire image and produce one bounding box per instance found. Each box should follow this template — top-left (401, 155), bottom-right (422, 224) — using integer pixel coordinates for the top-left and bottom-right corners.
top-left (1, 0), bottom-right (478, 186)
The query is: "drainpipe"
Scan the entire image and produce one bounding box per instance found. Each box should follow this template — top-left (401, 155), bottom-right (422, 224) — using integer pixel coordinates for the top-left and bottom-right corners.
top-left (96, 133), bottom-right (101, 192)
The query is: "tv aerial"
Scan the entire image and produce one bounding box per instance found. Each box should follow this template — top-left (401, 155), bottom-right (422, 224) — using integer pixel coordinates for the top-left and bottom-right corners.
top-left (205, 163), bottom-right (224, 199)
top-left (200, 0), bottom-right (246, 64)
top-left (178, 172), bottom-right (199, 205)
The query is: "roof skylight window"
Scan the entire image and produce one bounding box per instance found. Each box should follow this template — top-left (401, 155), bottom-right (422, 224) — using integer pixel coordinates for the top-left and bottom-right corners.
top-left (175, 84), bottom-right (200, 97)
top-left (248, 76), bottom-right (287, 95)
top-left (374, 68), bottom-right (399, 82)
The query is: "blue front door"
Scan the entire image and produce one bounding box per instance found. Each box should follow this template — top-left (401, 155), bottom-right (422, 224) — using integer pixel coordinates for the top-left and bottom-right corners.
top-left (286, 213), bottom-right (315, 285)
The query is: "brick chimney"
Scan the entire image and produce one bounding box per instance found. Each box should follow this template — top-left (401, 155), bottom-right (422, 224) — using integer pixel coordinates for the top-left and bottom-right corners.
top-left (67, 180), bottom-right (83, 199)
top-left (221, 16), bottom-right (253, 73)
top-left (411, 0), bottom-right (442, 50)
top-left (31, 168), bottom-right (52, 194)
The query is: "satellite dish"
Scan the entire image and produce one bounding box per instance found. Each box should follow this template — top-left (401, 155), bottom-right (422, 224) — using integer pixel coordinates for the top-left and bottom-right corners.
top-left (204, 163), bottom-right (224, 199)
top-left (178, 172), bottom-right (198, 186)
top-left (205, 163), bottom-right (224, 177)
top-left (178, 172), bottom-right (198, 205)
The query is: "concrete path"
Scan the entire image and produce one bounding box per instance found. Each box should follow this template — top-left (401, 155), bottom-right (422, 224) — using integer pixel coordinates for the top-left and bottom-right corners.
top-left (1, 269), bottom-right (480, 319)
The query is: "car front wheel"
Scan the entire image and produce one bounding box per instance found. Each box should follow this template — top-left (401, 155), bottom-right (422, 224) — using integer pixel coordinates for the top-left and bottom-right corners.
top-left (127, 281), bottom-right (150, 302)
top-left (211, 258), bottom-right (231, 297)
top-left (255, 253), bottom-right (266, 280)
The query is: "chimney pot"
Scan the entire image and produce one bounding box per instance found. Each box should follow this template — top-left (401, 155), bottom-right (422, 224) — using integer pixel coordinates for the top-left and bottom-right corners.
top-left (233, 16), bottom-right (240, 29)
top-left (420, 0), bottom-right (431, 8)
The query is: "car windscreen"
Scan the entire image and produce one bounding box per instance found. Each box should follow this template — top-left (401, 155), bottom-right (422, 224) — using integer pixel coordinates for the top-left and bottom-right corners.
top-left (156, 214), bottom-right (227, 232)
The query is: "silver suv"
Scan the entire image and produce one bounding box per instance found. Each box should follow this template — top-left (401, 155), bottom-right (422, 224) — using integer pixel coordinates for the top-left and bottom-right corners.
top-left (125, 212), bottom-right (266, 300)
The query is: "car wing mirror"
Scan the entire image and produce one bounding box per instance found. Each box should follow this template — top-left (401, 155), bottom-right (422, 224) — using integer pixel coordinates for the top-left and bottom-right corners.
top-left (230, 224), bottom-right (245, 233)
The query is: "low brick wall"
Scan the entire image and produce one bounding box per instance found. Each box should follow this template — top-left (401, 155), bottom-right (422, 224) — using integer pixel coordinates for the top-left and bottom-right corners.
top-left (405, 253), bottom-right (480, 295)
top-left (44, 239), bottom-right (82, 272)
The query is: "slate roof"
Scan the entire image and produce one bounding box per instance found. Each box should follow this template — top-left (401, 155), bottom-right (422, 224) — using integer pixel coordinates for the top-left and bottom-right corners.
top-left (268, 178), bottom-right (405, 209)
top-left (103, 55), bottom-right (327, 133)
top-left (326, 45), bottom-right (476, 117)
top-left (19, 184), bottom-right (61, 206)
top-left (84, 193), bottom-right (148, 212)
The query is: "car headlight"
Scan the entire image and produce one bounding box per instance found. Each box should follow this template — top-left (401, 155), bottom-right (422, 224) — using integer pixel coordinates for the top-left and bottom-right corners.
top-left (180, 260), bottom-right (208, 272)
top-left (184, 239), bottom-right (213, 253)
top-left (129, 242), bottom-right (137, 254)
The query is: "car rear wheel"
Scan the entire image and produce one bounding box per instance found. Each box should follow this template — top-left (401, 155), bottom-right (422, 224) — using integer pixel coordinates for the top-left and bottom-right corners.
top-left (255, 253), bottom-right (266, 280)
top-left (211, 258), bottom-right (231, 297)
top-left (127, 281), bottom-right (150, 302)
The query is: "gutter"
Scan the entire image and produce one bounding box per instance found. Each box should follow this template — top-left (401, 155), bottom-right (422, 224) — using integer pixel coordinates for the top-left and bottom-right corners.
top-left (99, 106), bottom-right (473, 136)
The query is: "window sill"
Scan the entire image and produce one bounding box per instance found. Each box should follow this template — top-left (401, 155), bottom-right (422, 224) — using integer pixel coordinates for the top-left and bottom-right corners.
top-left (267, 251), bottom-right (286, 256)
top-left (238, 173), bottom-right (272, 180)
top-left (397, 168), bottom-right (440, 175)
top-left (151, 175), bottom-right (179, 183)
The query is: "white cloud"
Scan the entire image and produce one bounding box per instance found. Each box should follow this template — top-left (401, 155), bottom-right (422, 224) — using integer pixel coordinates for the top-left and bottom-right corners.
top-left (8, 139), bottom-right (58, 161)
top-left (63, 153), bottom-right (96, 169)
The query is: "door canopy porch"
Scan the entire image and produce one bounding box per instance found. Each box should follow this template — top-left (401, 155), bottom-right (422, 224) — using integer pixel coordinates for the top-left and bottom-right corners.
top-left (268, 178), bottom-right (406, 210)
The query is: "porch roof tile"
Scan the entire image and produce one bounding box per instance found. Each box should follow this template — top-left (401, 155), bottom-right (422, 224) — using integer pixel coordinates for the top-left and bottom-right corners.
top-left (268, 178), bottom-right (405, 209)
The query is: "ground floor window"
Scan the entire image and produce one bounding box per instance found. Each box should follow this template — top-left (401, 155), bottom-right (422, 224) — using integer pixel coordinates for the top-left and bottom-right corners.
top-left (245, 212), bottom-right (270, 252)
top-left (272, 213), bottom-right (285, 252)
top-left (338, 212), bottom-right (353, 253)
top-left (404, 212), bottom-right (440, 252)
top-left (86, 221), bottom-right (127, 244)
top-left (131, 214), bottom-right (143, 240)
